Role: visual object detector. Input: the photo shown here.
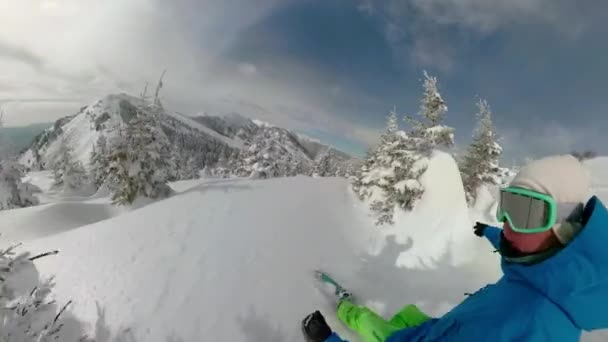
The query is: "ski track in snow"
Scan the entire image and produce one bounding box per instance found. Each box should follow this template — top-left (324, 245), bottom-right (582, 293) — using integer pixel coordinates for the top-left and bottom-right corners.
top-left (0, 156), bottom-right (607, 341)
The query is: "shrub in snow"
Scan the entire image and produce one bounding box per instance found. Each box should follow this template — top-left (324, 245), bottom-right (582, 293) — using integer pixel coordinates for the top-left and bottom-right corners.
top-left (352, 110), bottom-right (427, 225)
top-left (0, 161), bottom-right (39, 210)
top-left (52, 139), bottom-right (88, 192)
top-left (107, 102), bottom-right (174, 205)
top-left (0, 242), bottom-right (77, 341)
top-left (459, 99), bottom-right (503, 204)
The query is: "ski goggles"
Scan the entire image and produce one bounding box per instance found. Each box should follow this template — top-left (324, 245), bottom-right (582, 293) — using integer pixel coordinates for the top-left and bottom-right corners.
top-left (496, 187), bottom-right (557, 234)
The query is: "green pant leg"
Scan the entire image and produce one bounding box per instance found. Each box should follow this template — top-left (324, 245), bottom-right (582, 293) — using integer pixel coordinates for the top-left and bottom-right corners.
top-left (337, 300), bottom-right (402, 342)
top-left (388, 304), bottom-right (432, 328)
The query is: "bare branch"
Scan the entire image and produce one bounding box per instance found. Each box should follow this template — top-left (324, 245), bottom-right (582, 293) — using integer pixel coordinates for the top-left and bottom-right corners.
top-left (29, 250), bottom-right (59, 261)
top-left (53, 300), bottom-right (73, 324)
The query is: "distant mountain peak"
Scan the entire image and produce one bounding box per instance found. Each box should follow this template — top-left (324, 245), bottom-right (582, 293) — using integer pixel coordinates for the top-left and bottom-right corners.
top-left (19, 93), bottom-right (357, 178)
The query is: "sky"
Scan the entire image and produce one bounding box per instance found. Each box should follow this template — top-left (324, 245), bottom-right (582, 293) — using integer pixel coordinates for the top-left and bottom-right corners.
top-left (0, 0), bottom-right (606, 161)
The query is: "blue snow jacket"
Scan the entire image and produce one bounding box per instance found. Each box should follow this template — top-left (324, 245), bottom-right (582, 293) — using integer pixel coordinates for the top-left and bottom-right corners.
top-left (324, 333), bottom-right (345, 342)
top-left (329, 196), bottom-right (608, 342)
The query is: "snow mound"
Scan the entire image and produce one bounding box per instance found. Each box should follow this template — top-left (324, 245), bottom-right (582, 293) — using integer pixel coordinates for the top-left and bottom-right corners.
top-left (384, 151), bottom-right (479, 268)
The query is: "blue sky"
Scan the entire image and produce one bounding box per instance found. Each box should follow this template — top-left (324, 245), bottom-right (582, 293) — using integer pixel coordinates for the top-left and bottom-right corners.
top-left (219, 0), bottom-right (608, 161)
top-left (1, 0), bottom-right (606, 161)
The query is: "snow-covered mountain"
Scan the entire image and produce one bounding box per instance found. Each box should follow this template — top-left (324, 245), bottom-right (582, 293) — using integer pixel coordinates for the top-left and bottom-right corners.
top-left (19, 94), bottom-right (241, 171)
top-left (193, 112), bottom-right (352, 162)
top-left (19, 94), bottom-right (355, 176)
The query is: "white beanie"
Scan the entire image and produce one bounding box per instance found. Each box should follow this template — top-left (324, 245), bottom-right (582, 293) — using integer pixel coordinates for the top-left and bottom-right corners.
top-left (510, 155), bottom-right (591, 244)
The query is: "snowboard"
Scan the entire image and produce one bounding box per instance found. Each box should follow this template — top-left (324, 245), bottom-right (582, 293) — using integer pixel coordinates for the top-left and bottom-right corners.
top-left (314, 270), bottom-right (352, 301)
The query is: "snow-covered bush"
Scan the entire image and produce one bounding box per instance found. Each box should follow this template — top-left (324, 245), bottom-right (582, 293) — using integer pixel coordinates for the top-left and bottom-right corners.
top-left (352, 110), bottom-right (427, 225)
top-left (107, 101), bottom-right (174, 205)
top-left (52, 139), bottom-right (88, 192)
top-left (0, 160), bottom-right (39, 210)
top-left (0, 241), bottom-right (76, 341)
top-left (459, 99), bottom-right (503, 204)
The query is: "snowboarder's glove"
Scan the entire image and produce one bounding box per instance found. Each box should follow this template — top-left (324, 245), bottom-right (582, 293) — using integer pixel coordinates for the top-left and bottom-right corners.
top-left (302, 311), bottom-right (333, 342)
top-left (474, 222), bottom-right (488, 237)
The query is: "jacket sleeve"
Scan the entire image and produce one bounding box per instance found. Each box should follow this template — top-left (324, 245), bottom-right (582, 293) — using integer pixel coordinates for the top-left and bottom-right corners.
top-left (324, 332), bottom-right (348, 342)
top-left (482, 226), bottom-right (502, 250)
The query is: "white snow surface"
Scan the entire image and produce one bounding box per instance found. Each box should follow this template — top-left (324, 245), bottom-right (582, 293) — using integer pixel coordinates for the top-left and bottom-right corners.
top-left (1, 157), bottom-right (608, 340)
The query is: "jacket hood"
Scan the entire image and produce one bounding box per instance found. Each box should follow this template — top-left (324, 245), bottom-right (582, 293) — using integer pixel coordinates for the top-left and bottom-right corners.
top-left (503, 196), bottom-right (608, 331)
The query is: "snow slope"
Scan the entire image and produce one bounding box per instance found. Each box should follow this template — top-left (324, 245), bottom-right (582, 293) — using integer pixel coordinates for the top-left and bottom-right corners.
top-left (1, 155), bottom-right (607, 341)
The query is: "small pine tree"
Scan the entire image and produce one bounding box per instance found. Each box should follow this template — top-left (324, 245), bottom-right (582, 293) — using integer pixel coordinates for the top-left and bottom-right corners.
top-left (90, 134), bottom-right (110, 189)
top-left (311, 148), bottom-right (335, 177)
top-left (352, 111), bottom-right (426, 225)
top-left (405, 71), bottom-right (455, 154)
top-left (52, 139), bottom-right (87, 192)
top-left (381, 108), bottom-right (399, 144)
top-left (459, 98), bottom-right (503, 204)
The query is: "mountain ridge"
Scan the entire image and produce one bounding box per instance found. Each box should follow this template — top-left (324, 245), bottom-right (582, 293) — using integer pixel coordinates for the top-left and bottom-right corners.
top-left (19, 94), bottom-right (356, 175)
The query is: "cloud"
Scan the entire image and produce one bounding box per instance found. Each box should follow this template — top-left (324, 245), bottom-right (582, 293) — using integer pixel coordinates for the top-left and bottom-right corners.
top-left (358, 0), bottom-right (590, 71)
top-left (499, 120), bottom-right (605, 162)
top-left (0, 40), bottom-right (45, 71)
top-left (357, 0), bottom-right (375, 15)
top-left (237, 63), bottom-right (258, 76)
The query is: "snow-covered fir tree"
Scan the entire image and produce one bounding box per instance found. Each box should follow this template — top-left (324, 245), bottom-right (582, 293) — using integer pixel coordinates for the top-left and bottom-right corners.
top-left (352, 110), bottom-right (426, 225)
top-left (233, 130), bottom-right (302, 179)
top-left (353, 73), bottom-right (455, 225)
top-left (459, 98), bottom-right (503, 204)
top-left (52, 138), bottom-right (88, 192)
top-left (311, 148), bottom-right (335, 177)
top-left (210, 152), bottom-right (233, 178)
top-left (90, 134), bottom-right (110, 189)
top-left (177, 154), bottom-right (201, 180)
top-left (0, 161), bottom-right (39, 210)
top-left (107, 100), bottom-right (173, 205)
top-left (405, 71), bottom-right (455, 154)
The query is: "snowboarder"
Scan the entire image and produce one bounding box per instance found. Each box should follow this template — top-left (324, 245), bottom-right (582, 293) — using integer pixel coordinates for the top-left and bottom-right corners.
top-left (303, 155), bottom-right (608, 341)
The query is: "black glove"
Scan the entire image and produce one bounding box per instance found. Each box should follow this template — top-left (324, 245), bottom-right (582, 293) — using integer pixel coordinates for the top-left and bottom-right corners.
top-left (302, 311), bottom-right (333, 342)
top-left (474, 222), bottom-right (488, 237)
